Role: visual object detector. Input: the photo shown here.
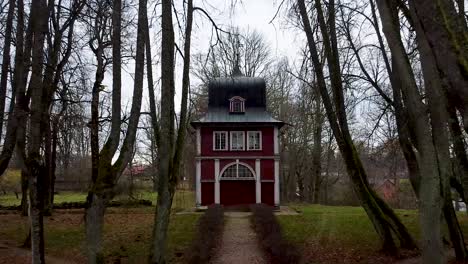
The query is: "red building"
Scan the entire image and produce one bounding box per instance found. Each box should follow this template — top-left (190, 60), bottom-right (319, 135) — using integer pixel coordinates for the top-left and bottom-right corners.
top-left (191, 75), bottom-right (284, 207)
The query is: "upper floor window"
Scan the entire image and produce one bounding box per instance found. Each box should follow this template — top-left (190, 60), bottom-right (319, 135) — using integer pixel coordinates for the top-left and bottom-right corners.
top-left (230, 131), bottom-right (245, 150)
top-left (247, 131), bottom-right (262, 150)
top-left (229, 96), bottom-right (245, 113)
top-left (213, 131), bottom-right (228, 151)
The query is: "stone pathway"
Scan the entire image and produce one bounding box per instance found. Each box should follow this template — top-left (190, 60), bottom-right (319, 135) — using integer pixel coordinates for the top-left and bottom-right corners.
top-left (211, 212), bottom-right (267, 264)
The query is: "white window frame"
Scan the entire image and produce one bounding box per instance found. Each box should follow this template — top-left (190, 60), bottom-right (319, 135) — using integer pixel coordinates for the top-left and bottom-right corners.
top-left (230, 131), bottom-right (245, 151)
top-left (229, 96), bottom-right (246, 113)
top-left (219, 161), bottom-right (256, 180)
top-left (213, 131), bottom-right (228, 151)
top-left (247, 131), bottom-right (262, 151)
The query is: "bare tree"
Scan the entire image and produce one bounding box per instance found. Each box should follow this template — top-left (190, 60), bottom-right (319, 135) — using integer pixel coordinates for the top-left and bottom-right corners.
top-left (0, 0), bottom-right (15, 139)
top-left (297, 0), bottom-right (416, 254)
top-left (150, 0), bottom-right (194, 262)
top-left (85, 0), bottom-right (145, 262)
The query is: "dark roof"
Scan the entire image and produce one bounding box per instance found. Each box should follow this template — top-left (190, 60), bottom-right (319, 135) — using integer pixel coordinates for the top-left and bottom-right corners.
top-left (208, 77), bottom-right (266, 109)
top-left (191, 107), bottom-right (284, 127)
top-left (192, 76), bottom-right (284, 127)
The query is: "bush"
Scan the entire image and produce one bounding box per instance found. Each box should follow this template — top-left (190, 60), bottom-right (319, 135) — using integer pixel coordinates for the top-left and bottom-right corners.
top-left (187, 204), bottom-right (224, 264)
top-left (0, 169), bottom-right (21, 195)
top-left (250, 204), bottom-right (301, 264)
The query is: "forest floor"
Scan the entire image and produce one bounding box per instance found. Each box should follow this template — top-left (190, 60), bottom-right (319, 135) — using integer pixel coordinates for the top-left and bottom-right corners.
top-left (2, 193), bottom-right (468, 263)
top-left (0, 191), bottom-right (198, 264)
top-left (211, 212), bottom-right (266, 264)
top-left (278, 204), bottom-right (468, 263)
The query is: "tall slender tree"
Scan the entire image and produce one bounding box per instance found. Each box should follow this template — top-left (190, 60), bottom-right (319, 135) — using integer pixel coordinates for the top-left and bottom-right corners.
top-left (297, 0), bottom-right (416, 253)
top-left (85, 0), bottom-right (145, 261)
top-left (150, 0), bottom-right (194, 262)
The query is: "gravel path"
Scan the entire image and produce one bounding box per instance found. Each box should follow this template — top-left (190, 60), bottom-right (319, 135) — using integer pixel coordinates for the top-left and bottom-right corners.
top-left (211, 212), bottom-right (267, 264)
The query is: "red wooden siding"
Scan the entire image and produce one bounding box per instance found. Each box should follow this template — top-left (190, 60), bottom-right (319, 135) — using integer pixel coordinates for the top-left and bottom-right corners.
top-left (220, 159), bottom-right (235, 170)
top-left (220, 180), bottom-right (256, 206)
top-left (261, 159), bottom-right (274, 180)
top-left (201, 126), bottom-right (274, 156)
top-left (261, 182), bottom-right (274, 206)
top-left (201, 182), bottom-right (214, 205)
top-left (201, 160), bottom-right (214, 180)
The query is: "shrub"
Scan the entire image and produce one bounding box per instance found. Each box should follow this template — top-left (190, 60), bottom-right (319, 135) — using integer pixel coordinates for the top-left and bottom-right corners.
top-left (0, 169), bottom-right (21, 196)
top-left (250, 204), bottom-right (301, 264)
top-left (187, 204), bottom-right (224, 264)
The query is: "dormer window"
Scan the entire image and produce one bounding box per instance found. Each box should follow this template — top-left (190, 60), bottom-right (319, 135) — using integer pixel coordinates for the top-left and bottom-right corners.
top-left (229, 96), bottom-right (245, 113)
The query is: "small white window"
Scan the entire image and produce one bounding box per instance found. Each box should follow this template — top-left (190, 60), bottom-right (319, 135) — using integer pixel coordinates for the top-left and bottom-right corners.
top-left (230, 131), bottom-right (245, 150)
top-left (247, 131), bottom-right (262, 150)
top-left (229, 96), bottom-right (245, 113)
top-left (232, 100), bottom-right (242, 112)
top-left (213, 131), bottom-right (228, 151)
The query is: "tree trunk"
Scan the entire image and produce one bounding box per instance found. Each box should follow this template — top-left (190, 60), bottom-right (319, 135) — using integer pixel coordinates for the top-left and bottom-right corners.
top-left (27, 0), bottom-right (49, 261)
top-left (85, 193), bottom-right (106, 264)
top-left (376, 0), bottom-right (444, 262)
top-left (312, 93), bottom-right (323, 204)
top-left (86, 0), bottom-right (145, 261)
top-left (21, 169), bottom-right (28, 216)
top-left (408, 0), bottom-right (468, 259)
top-left (409, 0), bottom-right (468, 133)
top-left (150, 0), bottom-right (193, 262)
top-left (298, 0), bottom-right (417, 253)
top-left (0, 0), bottom-right (15, 139)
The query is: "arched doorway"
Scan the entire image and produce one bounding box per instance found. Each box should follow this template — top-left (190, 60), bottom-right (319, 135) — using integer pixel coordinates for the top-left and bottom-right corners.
top-left (219, 162), bottom-right (256, 206)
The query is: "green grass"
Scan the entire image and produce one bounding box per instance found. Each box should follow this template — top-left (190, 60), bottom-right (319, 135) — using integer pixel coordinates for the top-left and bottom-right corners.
top-left (0, 190), bottom-right (195, 210)
top-left (0, 190), bottom-right (197, 262)
top-left (0, 207), bottom-right (199, 263)
top-left (278, 204), bottom-right (468, 252)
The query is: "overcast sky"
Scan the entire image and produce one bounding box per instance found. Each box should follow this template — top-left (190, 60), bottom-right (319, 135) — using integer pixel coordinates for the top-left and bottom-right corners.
top-left (111, 1), bottom-right (303, 110)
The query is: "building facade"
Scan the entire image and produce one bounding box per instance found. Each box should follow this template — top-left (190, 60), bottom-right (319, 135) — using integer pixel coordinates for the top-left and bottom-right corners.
top-left (191, 76), bottom-right (283, 207)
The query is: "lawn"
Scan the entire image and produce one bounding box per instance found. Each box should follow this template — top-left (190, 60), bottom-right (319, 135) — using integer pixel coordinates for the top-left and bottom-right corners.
top-left (0, 190), bottom-right (195, 211)
top-left (0, 190), bottom-right (199, 263)
top-left (278, 204), bottom-right (468, 263)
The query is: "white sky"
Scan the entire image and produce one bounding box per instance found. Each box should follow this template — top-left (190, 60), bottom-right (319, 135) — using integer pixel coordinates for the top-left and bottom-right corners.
top-left (111, 1), bottom-right (303, 111)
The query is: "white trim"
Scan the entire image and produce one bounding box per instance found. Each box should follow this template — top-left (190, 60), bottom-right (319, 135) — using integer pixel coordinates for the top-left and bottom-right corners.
top-left (196, 155), bottom-right (280, 160)
top-left (274, 127), bottom-right (279, 154)
top-left (274, 160), bottom-right (280, 206)
top-left (213, 131), bottom-right (228, 151)
top-left (256, 159), bottom-right (261, 203)
top-left (196, 128), bottom-right (201, 155)
top-left (218, 160), bottom-right (256, 180)
top-left (229, 96), bottom-right (246, 113)
top-left (247, 131), bottom-right (262, 151)
top-left (196, 160), bottom-right (201, 206)
top-left (215, 159), bottom-right (220, 204)
top-left (230, 131), bottom-right (245, 151)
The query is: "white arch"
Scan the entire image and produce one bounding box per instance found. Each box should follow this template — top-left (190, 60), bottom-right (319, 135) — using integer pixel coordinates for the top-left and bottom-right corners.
top-left (219, 161), bottom-right (256, 180)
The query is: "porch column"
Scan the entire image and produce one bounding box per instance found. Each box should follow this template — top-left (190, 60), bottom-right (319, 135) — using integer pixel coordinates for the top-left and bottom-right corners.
top-left (274, 126), bottom-right (279, 154)
top-left (196, 159), bottom-right (201, 206)
top-left (274, 159), bottom-right (280, 206)
top-left (196, 128), bottom-right (201, 155)
top-left (214, 159), bottom-right (220, 204)
top-left (255, 159), bottom-right (261, 203)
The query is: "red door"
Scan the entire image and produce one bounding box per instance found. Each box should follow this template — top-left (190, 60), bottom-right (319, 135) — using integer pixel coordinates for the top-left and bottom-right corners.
top-left (220, 180), bottom-right (256, 206)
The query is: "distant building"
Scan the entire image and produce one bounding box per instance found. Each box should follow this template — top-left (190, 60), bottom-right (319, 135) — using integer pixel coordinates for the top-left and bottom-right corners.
top-left (374, 179), bottom-right (398, 202)
top-left (191, 73), bottom-right (284, 207)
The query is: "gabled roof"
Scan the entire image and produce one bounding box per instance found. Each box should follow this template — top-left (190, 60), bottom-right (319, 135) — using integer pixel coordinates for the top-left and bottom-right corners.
top-left (191, 107), bottom-right (284, 127)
